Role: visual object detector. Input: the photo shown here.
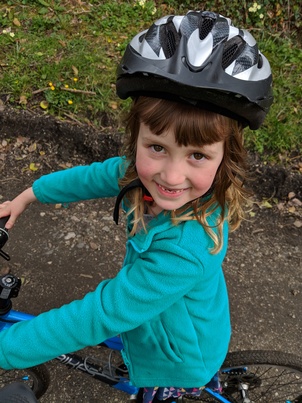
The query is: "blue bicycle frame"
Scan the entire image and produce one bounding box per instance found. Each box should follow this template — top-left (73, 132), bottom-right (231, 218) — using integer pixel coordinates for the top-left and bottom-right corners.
top-left (0, 309), bottom-right (35, 331)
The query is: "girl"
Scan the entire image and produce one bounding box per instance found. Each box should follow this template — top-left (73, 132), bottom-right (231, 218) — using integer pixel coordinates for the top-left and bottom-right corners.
top-left (0, 11), bottom-right (272, 403)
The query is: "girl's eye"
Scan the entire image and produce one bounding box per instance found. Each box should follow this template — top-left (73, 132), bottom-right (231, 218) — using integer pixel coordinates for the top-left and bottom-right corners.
top-left (151, 145), bottom-right (164, 153)
top-left (191, 152), bottom-right (205, 161)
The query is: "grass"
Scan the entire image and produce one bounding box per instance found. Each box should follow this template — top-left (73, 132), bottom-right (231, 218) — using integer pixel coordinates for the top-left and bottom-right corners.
top-left (0, 0), bottom-right (301, 160)
top-left (244, 31), bottom-right (302, 159)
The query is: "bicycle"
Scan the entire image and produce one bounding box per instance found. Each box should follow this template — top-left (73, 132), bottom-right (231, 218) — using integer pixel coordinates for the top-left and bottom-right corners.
top-left (0, 216), bottom-right (302, 403)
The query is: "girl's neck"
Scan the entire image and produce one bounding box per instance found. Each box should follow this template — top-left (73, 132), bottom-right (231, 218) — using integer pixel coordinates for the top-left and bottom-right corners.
top-left (146, 202), bottom-right (163, 217)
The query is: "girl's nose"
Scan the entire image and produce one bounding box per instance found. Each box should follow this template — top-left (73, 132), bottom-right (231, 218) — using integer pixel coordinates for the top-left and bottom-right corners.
top-left (160, 161), bottom-right (186, 186)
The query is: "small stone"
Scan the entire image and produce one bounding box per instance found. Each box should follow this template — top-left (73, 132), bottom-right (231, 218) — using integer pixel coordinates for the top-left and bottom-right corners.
top-left (293, 220), bottom-right (302, 228)
top-left (291, 198), bottom-right (302, 207)
top-left (71, 215), bottom-right (80, 222)
top-left (64, 232), bottom-right (76, 240)
top-left (90, 242), bottom-right (99, 250)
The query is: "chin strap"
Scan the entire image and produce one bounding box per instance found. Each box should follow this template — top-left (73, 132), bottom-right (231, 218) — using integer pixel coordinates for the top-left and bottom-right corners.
top-left (113, 180), bottom-right (214, 225)
top-left (113, 179), bottom-right (153, 224)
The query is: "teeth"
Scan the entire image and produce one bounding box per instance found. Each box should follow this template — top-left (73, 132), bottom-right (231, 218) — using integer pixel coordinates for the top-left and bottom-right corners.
top-left (159, 184), bottom-right (182, 193)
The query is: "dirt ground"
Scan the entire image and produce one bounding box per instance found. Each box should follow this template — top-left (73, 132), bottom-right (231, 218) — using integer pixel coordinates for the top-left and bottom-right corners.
top-left (0, 107), bottom-right (301, 402)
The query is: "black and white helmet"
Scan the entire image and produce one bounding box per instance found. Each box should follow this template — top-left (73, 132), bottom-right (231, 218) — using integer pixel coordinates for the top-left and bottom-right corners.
top-left (116, 11), bottom-right (273, 129)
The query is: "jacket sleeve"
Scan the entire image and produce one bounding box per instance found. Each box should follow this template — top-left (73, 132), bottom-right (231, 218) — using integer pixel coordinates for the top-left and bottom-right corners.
top-left (32, 156), bottom-right (125, 204)
top-left (0, 239), bottom-right (203, 370)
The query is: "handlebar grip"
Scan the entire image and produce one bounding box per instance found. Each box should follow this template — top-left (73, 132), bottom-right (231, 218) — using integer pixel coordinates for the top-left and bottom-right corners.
top-left (0, 216), bottom-right (9, 229)
top-left (0, 216), bottom-right (9, 250)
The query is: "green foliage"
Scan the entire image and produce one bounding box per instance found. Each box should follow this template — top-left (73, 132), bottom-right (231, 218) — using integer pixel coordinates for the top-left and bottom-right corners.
top-left (243, 31), bottom-right (302, 156)
top-left (0, 0), bottom-right (301, 159)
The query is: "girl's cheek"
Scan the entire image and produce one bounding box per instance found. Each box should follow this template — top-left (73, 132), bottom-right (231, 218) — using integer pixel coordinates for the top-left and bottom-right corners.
top-left (136, 155), bottom-right (154, 177)
top-left (137, 165), bottom-right (152, 180)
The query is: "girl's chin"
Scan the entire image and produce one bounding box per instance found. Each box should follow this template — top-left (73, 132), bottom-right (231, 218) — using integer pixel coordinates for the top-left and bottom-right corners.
top-left (152, 198), bottom-right (188, 213)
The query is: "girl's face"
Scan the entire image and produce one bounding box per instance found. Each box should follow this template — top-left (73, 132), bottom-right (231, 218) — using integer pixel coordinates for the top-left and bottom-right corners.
top-left (136, 123), bottom-right (224, 215)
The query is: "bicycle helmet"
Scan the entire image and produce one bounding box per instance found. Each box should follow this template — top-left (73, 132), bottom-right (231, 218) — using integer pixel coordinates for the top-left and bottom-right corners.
top-left (116, 10), bottom-right (273, 129)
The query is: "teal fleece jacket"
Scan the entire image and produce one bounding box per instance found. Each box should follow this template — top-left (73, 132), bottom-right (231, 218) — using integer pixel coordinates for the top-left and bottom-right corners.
top-left (0, 157), bottom-right (231, 387)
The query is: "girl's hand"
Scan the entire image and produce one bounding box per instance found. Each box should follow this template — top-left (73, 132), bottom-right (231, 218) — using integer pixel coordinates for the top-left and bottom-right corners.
top-left (0, 187), bottom-right (37, 229)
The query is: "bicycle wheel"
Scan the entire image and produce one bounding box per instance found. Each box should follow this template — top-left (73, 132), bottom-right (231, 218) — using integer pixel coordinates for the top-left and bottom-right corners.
top-left (0, 365), bottom-right (50, 399)
top-left (220, 350), bottom-right (302, 403)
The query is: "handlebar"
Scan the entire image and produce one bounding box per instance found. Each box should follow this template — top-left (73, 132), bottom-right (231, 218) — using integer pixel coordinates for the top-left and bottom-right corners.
top-left (0, 216), bottom-right (21, 314)
top-left (0, 216), bottom-right (9, 229)
top-left (0, 274), bottom-right (21, 314)
top-left (0, 216), bottom-right (10, 261)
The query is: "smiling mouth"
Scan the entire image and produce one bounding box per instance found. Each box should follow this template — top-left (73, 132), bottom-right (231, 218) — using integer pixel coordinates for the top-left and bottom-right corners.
top-left (157, 183), bottom-right (188, 194)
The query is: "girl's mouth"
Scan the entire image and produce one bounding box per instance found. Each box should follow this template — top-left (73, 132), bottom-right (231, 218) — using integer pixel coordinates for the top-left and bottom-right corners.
top-left (156, 183), bottom-right (188, 196)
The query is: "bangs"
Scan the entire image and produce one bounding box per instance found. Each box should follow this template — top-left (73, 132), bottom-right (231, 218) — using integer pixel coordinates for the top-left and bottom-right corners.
top-left (134, 97), bottom-right (235, 146)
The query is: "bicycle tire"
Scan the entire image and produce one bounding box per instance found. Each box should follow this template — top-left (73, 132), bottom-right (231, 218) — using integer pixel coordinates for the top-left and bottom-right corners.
top-left (183, 350), bottom-right (302, 403)
top-left (221, 350), bottom-right (302, 402)
top-left (0, 364), bottom-right (50, 399)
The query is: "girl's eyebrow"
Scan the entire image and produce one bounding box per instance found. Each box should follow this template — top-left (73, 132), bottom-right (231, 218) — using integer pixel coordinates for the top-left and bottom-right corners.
top-left (185, 142), bottom-right (223, 156)
top-left (141, 133), bottom-right (167, 142)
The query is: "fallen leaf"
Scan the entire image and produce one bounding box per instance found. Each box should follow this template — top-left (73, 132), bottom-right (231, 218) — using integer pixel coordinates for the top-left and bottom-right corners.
top-left (28, 143), bottom-right (37, 152)
top-left (72, 65), bottom-right (79, 76)
top-left (19, 95), bottom-right (27, 105)
top-left (261, 200), bottom-right (272, 209)
top-left (29, 162), bottom-right (38, 171)
top-left (109, 101), bottom-right (118, 110)
top-left (288, 206), bottom-right (296, 213)
top-left (16, 136), bottom-right (28, 145)
top-left (13, 17), bottom-right (21, 27)
top-left (40, 100), bottom-right (49, 109)
top-left (58, 162), bottom-right (73, 169)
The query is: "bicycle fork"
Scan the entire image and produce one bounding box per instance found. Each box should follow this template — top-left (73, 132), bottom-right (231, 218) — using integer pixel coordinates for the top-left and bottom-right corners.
top-left (238, 383), bottom-right (252, 403)
top-left (220, 367), bottom-right (254, 403)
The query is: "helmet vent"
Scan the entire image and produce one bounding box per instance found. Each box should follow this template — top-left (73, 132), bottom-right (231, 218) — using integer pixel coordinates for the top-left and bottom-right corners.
top-left (166, 29), bottom-right (177, 57)
top-left (160, 22), bottom-right (180, 58)
top-left (199, 17), bottom-right (215, 40)
top-left (222, 36), bottom-right (246, 69)
top-left (139, 33), bottom-right (146, 43)
top-left (257, 53), bottom-right (263, 68)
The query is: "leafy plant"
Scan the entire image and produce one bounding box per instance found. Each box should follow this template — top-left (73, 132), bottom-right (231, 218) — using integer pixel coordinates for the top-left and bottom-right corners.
top-left (0, 0), bottom-right (301, 159)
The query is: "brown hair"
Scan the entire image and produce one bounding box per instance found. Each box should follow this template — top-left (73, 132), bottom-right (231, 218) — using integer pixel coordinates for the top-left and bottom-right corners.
top-left (120, 96), bottom-right (250, 252)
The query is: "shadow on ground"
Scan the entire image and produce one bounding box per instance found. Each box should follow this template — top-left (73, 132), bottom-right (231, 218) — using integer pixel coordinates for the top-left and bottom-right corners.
top-left (0, 107), bottom-right (301, 402)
